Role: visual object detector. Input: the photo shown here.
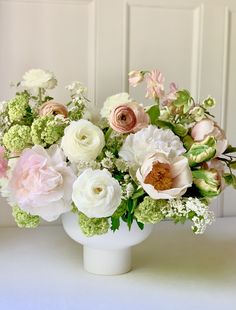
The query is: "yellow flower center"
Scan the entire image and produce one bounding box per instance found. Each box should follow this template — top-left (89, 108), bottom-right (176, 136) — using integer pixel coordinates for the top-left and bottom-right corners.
top-left (144, 162), bottom-right (173, 191)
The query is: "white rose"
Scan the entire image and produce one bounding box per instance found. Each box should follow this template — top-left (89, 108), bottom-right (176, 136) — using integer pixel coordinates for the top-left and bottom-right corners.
top-left (21, 69), bottom-right (57, 90)
top-left (72, 169), bottom-right (122, 218)
top-left (100, 92), bottom-right (132, 118)
top-left (61, 119), bottom-right (105, 163)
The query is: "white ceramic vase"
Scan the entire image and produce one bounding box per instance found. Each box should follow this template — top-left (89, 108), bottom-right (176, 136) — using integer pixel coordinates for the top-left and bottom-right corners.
top-left (61, 212), bottom-right (153, 275)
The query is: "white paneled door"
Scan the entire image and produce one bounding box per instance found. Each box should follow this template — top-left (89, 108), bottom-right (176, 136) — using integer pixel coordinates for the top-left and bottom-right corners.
top-left (0, 0), bottom-right (236, 225)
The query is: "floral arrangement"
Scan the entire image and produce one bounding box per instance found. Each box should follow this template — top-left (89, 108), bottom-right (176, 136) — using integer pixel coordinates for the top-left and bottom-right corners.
top-left (0, 68), bottom-right (236, 236)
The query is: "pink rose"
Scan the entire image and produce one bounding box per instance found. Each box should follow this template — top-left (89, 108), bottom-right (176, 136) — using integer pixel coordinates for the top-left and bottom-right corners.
top-left (145, 69), bottom-right (165, 99)
top-left (191, 119), bottom-right (228, 157)
top-left (0, 146), bottom-right (8, 178)
top-left (109, 102), bottom-right (149, 134)
top-left (39, 100), bottom-right (68, 118)
top-left (9, 145), bottom-right (76, 221)
top-left (128, 70), bottom-right (144, 87)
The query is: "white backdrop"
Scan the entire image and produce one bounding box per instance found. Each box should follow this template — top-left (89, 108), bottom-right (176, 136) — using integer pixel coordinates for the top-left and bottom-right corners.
top-left (0, 0), bottom-right (236, 226)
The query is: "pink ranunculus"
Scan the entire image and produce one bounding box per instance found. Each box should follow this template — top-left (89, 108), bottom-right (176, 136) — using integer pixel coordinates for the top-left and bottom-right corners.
top-left (128, 70), bottom-right (144, 87)
top-left (9, 145), bottom-right (76, 221)
top-left (0, 146), bottom-right (8, 178)
top-left (191, 118), bottom-right (228, 157)
top-left (162, 83), bottom-right (178, 106)
top-left (109, 102), bottom-right (149, 134)
top-left (145, 69), bottom-right (165, 99)
top-left (39, 100), bottom-right (68, 118)
top-left (136, 152), bottom-right (192, 199)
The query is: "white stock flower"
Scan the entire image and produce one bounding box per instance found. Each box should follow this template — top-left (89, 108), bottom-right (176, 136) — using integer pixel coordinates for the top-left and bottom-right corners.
top-left (119, 125), bottom-right (186, 168)
top-left (72, 168), bottom-right (122, 218)
top-left (100, 92), bottom-right (132, 118)
top-left (0, 101), bottom-right (8, 114)
top-left (65, 81), bottom-right (87, 98)
top-left (61, 119), bottom-right (105, 163)
top-left (21, 69), bottom-right (57, 90)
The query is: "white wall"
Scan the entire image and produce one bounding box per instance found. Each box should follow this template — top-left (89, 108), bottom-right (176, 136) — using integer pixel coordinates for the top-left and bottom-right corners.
top-left (0, 0), bottom-right (236, 226)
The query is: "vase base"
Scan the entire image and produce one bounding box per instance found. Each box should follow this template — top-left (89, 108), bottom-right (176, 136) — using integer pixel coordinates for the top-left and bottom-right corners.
top-left (83, 246), bottom-right (132, 275)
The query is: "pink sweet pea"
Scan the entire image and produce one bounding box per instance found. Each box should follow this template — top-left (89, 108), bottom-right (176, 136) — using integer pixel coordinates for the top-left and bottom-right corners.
top-left (145, 69), bottom-right (165, 100)
top-left (9, 145), bottom-right (76, 221)
top-left (128, 71), bottom-right (144, 87)
top-left (162, 83), bottom-right (178, 106)
top-left (0, 146), bottom-right (8, 178)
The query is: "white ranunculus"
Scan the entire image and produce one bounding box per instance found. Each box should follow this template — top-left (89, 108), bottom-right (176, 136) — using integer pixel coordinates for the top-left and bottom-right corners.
top-left (72, 168), bottom-right (122, 218)
top-left (100, 92), bottom-right (132, 118)
top-left (21, 69), bottom-right (57, 90)
top-left (61, 119), bottom-right (105, 163)
top-left (119, 125), bottom-right (186, 169)
top-left (136, 152), bottom-right (192, 199)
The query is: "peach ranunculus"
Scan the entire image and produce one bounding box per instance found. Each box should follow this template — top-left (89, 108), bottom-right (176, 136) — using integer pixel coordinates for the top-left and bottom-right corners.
top-left (0, 146), bottom-right (8, 178)
top-left (191, 118), bottom-right (227, 157)
top-left (145, 69), bottom-right (165, 99)
top-left (39, 100), bottom-right (68, 118)
top-left (109, 102), bottom-right (149, 134)
top-left (136, 152), bottom-right (192, 199)
top-left (128, 70), bottom-right (144, 87)
top-left (9, 145), bottom-right (76, 221)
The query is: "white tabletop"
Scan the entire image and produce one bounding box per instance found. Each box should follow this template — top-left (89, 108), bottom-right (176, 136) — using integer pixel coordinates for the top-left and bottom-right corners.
top-left (0, 218), bottom-right (236, 310)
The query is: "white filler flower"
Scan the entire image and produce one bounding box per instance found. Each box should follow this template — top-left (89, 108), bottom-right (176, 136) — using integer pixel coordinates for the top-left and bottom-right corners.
top-left (61, 119), bottom-right (105, 163)
top-left (72, 168), bottom-right (122, 218)
top-left (119, 125), bottom-right (186, 168)
top-left (100, 92), bottom-right (132, 118)
top-left (21, 69), bottom-right (57, 90)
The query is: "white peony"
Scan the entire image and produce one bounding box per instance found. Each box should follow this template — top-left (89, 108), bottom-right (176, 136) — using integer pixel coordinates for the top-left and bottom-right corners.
top-left (61, 119), bottom-right (105, 163)
top-left (119, 125), bottom-right (186, 169)
top-left (100, 92), bottom-right (132, 118)
top-left (72, 168), bottom-right (122, 218)
top-left (21, 69), bottom-right (57, 90)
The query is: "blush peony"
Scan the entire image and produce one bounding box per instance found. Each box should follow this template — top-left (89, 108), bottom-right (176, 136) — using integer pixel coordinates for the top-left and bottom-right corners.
top-left (136, 152), bottom-right (192, 199)
top-left (9, 145), bottom-right (76, 221)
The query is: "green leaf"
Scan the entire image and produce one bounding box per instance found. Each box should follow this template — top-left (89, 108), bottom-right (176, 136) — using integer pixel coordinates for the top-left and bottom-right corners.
top-left (127, 199), bottom-right (133, 213)
top-left (132, 188), bottom-right (145, 199)
top-left (111, 217), bottom-right (120, 232)
top-left (136, 220), bottom-right (144, 230)
top-left (173, 124), bottom-right (188, 137)
top-left (229, 161), bottom-right (236, 170)
top-left (155, 119), bottom-right (174, 130)
top-left (146, 104), bottom-right (160, 125)
top-left (224, 173), bottom-right (236, 189)
top-left (127, 213), bottom-right (133, 230)
top-left (223, 145), bottom-right (236, 154)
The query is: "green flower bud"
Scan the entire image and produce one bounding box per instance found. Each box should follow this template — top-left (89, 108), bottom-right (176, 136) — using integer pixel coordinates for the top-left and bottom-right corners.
top-left (31, 115), bottom-right (66, 146)
top-left (185, 136), bottom-right (216, 166)
top-left (192, 169), bottom-right (221, 197)
top-left (189, 106), bottom-right (205, 121)
top-left (78, 212), bottom-right (109, 237)
top-left (3, 124), bottom-right (32, 153)
top-left (12, 206), bottom-right (40, 228)
top-left (134, 197), bottom-right (167, 224)
top-left (173, 123), bottom-right (188, 137)
top-left (202, 96), bottom-right (216, 109)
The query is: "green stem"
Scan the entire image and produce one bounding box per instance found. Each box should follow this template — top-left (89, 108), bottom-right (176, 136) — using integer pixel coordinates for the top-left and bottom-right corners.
top-left (105, 127), bottom-right (113, 142)
top-left (38, 88), bottom-right (43, 106)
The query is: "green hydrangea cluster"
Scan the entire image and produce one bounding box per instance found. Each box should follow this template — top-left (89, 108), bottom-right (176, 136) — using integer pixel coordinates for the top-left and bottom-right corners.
top-left (79, 212), bottom-right (109, 237)
top-left (134, 197), bottom-right (167, 224)
top-left (12, 206), bottom-right (40, 228)
top-left (8, 94), bottom-right (30, 123)
top-left (3, 124), bottom-right (31, 153)
top-left (31, 115), bottom-right (65, 146)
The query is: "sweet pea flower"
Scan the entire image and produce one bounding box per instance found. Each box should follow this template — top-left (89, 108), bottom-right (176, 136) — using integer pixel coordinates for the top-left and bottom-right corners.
top-left (109, 102), bottom-right (149, 134)
top-left (191, 119), bottom-right (227, 156)
top-left (39, 101), bottom-right (68, 118)
top-left (162, 83), bottom-right (178, 106)
top-left (128, 70), bottom-right (144, 87)
top-left (145, 69), bottom-right (165, 99)
top-left (0, 146), bottom-right (8, 178)
top-left (9, 145), bottom-right (76, 221)
top-left (136, 152), bottom-right (192, 199)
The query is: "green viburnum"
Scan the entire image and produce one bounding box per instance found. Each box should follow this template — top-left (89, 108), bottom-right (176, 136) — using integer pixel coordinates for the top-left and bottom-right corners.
top-left (31, 115), bottom-right (66, 146)
top-left (12, 206), bottom-right (40, 228)
top-left (8, 93), bottom-right (30, 123)
top-left (3, 124), bottom-right (31, 153)
top-left (78, 212), bottom-right (109, 237)
top-left (134, 197), bottom-right (167, 224)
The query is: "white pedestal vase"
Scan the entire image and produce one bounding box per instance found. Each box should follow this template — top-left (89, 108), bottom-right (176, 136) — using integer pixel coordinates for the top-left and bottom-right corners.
top-left (61, 212), bottom-right (154, 275)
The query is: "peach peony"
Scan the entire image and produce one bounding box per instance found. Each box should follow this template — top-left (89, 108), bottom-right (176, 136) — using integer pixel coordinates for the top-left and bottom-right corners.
top-left (136, 152), bottom-right (192, 199)
top-left (39, 100), bottom-right (68, 118)
top-left (9, 145), bottom-right (76, 221)
top-left (191, 119), bottom-right (227, 157)
top-left (109, 102), bottom-right (149, 134)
